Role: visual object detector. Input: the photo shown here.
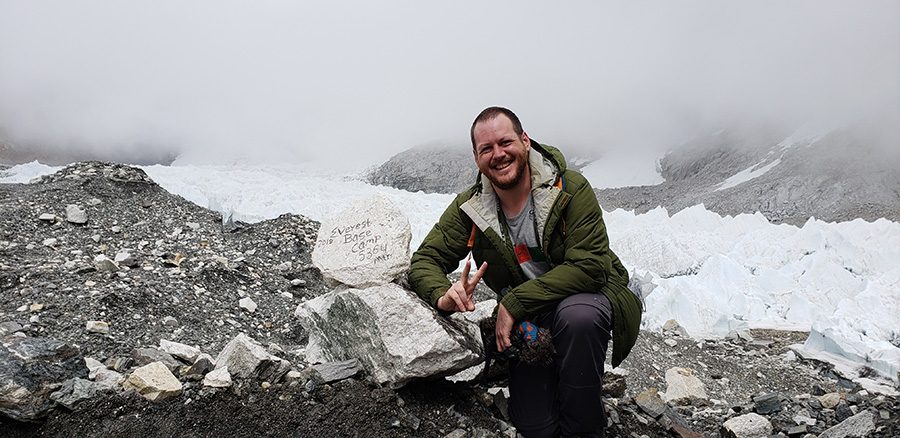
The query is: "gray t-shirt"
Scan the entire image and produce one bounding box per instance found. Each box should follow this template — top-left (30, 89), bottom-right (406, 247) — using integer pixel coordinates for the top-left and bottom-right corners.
top-left (503, 195), bottom-right (551, 281)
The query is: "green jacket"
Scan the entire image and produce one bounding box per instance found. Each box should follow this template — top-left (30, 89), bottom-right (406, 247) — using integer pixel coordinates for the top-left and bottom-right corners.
top-left (409, 142), bottom-right (641, 367)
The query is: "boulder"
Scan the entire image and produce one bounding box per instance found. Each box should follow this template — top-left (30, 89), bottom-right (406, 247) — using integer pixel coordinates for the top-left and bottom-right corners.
top-left (296, 283), bottom-right (482, 386)
top-left (721, 413), bottom-right (772, 438)
top-left (311, 195), bottom-right (411, 287)
top-left (214, 333), bottom-right (290, 383)
top-left (123, 361), bottom-right (182, 402)
top-left (663, 367), bottom-right (708, 405)
top-left (0, 336), bottom-right (84, 421)
top-left (818, 410), bottom-right (876, 438)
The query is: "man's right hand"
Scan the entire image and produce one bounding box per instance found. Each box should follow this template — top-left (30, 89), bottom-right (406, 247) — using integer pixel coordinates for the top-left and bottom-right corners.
top-left (437, 256), bottom-right (488, 313)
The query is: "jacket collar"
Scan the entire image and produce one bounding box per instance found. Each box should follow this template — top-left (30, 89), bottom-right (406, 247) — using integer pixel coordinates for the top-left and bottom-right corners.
top-left (461, 142), bottom-right (564, 244)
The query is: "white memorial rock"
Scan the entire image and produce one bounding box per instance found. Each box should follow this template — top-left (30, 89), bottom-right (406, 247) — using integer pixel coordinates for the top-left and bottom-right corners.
top-left (311, 195), bottom-right (412, 288)
top-left (295, 283), bottom-right (483, 386)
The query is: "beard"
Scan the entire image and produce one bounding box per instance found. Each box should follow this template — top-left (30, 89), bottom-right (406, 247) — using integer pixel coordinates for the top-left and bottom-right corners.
top-left (485, 153), bottom-right (528, 190)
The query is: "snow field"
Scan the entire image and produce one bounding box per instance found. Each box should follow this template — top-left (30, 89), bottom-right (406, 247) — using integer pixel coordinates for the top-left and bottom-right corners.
top-left (3, 161), bottom-right (898, 382)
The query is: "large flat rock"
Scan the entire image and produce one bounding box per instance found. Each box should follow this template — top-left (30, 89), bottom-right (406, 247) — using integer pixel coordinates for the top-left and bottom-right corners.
top-left (296, 283), bottom-right (483, 386)
top-left (311, 195), bottom-right (411, 288)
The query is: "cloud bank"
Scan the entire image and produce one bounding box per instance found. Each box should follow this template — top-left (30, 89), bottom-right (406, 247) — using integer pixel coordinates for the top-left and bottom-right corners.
top-left (1, 1), bottom-right (897, 168)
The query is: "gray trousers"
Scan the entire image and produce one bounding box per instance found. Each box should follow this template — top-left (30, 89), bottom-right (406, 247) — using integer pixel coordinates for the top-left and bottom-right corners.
top-left (508, 293), bottom-right (613, 438)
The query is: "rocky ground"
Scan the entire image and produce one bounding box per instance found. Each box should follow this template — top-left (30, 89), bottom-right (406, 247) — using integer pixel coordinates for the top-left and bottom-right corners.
top-left (1, 162), bottom-right (897, 437)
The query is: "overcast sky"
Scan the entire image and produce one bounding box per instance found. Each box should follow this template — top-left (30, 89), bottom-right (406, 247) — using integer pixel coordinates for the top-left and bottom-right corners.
top-left (1, 1), bottom-right (898, 167)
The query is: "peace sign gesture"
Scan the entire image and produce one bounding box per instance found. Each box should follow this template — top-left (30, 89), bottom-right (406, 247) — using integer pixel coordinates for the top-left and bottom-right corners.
top-left (437, 255), bottom-right (488, 313)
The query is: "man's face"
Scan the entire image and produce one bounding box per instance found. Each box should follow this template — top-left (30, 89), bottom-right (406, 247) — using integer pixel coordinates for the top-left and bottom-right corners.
top-left (472, 115), bottom-right (531, 191)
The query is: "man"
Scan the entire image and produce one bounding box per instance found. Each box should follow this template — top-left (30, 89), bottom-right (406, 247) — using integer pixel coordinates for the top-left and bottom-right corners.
top-left (409, 107), bottom-right (641, 437)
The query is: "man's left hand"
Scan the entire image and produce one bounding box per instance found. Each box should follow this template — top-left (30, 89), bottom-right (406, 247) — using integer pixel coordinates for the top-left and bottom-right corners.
top-left (495, 303), bottom-right (514, 352)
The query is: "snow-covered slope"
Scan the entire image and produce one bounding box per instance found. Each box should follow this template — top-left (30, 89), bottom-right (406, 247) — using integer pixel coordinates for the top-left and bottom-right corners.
top-left (599, 125), bottom-right (900, 224)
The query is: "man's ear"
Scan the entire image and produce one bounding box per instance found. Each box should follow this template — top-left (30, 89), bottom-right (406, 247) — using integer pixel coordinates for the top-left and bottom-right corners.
top-left (522, 132), bottom-right (531, 150)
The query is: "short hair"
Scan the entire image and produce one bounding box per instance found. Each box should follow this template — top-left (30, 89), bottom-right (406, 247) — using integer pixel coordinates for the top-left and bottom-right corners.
top-left (470, 106), bottom-right (524, 149)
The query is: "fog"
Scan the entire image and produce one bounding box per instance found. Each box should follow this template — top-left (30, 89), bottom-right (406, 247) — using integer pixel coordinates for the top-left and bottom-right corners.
top-left (1, 1), bottom-right (898, 168)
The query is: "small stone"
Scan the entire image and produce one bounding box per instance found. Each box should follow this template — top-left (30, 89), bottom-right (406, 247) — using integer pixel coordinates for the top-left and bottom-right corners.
top-left (123, 361), bottom-right (183, 402)
top-left (665, 339), bottom-right (678, 347)
top-left (38, 213), bottom-right (56, 222)
top-left (753, 392), bottom-right (782, 415)
top-left (84, 357), bottom-right (105, 374)
top-left (49, 378), bottom-right (104, 409)
top-left (783, 351), bottom-right (797, 362)
top-left (280, 291), bottom-right (293, 299)
top-left (131, 347), bottom-right (181, 370)
top-left (312, 359), bottom-right (361, 383)
top-left (663, 367), bottom-right (708, 405)
top-left (793, 410), bottom-right (816, 426)
top-left (161, 253), bottom-right (184, 267)
top-left (602, 366), bottom-right (629, 398)
top-left (182, 357), bottom-right (214, 380)
top-left (834, 402), bottom-right (853, 422)
top-left (662, 319), bottom-right (681, 332)
top-left (202, 367), bottom-right (232, 388)
top-left (42, 238), bottom-right (58, 247)
top-left (65, 205), bottom-right (88, 224)
top-left (186, 222), bottom-right (200, 230)
top-left (85, 320), bottom-right (110, 334)
top-left (634, 388), bottom-right (667, 419)
top-left (87, 198), bottom-right (102, 206)
top-left (105, 357), bottom-right (134, 372)
top-left (16, 304), bottom-right (28, 312)
top-left (818, 393), bottom-right (841, 409)
top-left (215, 333), bottom-right (290, 382)
top-left (111, 225), bottom-right (122, 233)
top-left (158, 339), bottom-right (202, 363)
top-left (445, 429), bottom-right (466, 438)
top-left (29, 303), bottom-right (44, 313)
top-left (785, 425), bottom-right (808, 436)
top-left (239, 297), bottom-right (257, 313)
top-left (0, 321), bottom-right (23, 334)
top-left (93, 255), bottom-right (118, 272)
top-left (290, 278), bottom-right (306, 287)
top-left (722, 413), bottom-right (772, 438)
top-left (114, 250), bottom-right (138, 268)
top-left (162, 316), bottom-right (178, 327)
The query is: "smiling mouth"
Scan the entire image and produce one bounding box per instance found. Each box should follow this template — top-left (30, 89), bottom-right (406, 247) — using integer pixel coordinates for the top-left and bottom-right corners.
top-left (492, 161), bottom-right (512, 171)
